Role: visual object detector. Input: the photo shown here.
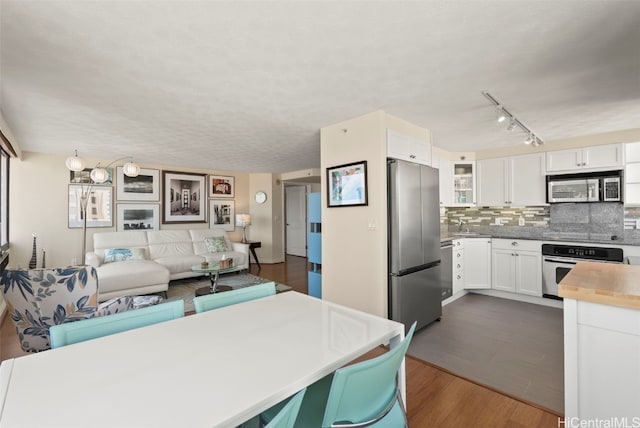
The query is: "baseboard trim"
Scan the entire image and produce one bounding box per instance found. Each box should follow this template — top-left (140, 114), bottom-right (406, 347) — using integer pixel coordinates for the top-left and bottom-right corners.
top-left (258, 257), bottom-right (286, 264)
top-left (471, 289), bottom-right (564, 309)
top-left (442, 290), bottom-right (469, 306)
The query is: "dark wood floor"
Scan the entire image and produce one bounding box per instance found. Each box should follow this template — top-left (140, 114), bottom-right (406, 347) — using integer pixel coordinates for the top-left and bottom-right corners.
top-left (1, 255), bottom-right (562, 426)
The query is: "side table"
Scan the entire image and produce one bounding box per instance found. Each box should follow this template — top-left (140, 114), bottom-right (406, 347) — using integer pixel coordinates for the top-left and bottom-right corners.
top-left (235, 240), bottom-right (262, 270)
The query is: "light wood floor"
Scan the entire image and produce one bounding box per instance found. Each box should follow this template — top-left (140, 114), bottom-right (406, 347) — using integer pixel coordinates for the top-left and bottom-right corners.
top-left (1, 255), bottom-right (562, 426)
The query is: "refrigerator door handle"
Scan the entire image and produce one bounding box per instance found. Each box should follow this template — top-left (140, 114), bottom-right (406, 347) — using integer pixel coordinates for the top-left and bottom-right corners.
top-left (397, 260), bottom-right (441, 276)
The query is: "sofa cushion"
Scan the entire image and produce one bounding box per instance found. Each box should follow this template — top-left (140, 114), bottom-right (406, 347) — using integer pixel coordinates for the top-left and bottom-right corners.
top-left (97, 260), bottom-right (169, 294)
top-left (204, 237), bottom-right (229, 253)
top-left (93, 231), bottom-right (149, 264)
top-left (147, 230), bottom-right (195, 259)
top-left (104, 247), bottom-right (146, 263)
top-left (190, 229), bottom-right (233, 256)
top-left (154, 255), bottom-right (204, 275)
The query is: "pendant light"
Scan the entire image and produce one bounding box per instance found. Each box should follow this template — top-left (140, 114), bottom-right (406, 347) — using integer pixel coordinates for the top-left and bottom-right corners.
top-left (65, 150), bottom-right (85, 172)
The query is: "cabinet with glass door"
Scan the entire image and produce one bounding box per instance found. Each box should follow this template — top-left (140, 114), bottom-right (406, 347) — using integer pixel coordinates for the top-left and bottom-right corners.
top-left (453, 161), bottom-right (476, 206)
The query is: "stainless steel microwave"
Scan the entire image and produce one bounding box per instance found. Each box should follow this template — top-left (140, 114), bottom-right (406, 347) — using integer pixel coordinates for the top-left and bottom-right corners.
top-left (546, 170), bottom-right (623, 203)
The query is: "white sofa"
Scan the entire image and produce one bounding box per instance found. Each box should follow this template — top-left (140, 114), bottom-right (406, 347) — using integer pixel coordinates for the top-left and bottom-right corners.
top-left (87, 229), bottom-right (249, 301)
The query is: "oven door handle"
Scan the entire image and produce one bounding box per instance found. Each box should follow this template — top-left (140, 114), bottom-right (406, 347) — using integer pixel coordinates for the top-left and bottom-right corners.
top-left (543, 257), bottom-right (579, 265)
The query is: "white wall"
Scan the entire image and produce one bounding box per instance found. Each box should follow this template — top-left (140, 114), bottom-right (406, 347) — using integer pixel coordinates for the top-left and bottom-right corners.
top-left (249, 173), bottom-right (284, 264)
top-left (9, 151), bottom-right (250, 268)
top-left (280, 168), bottom-right (321, 182)
top-left (321, 110), bottom-right (431, 318)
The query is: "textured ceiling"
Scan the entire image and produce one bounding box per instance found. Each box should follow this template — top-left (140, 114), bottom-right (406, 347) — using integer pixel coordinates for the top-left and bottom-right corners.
top-left (1, 1), bottom-right (639, 173)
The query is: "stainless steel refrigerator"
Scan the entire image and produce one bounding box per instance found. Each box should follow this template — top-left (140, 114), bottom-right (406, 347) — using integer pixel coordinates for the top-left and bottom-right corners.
top-left (388, 158), bottom-right (442, 331)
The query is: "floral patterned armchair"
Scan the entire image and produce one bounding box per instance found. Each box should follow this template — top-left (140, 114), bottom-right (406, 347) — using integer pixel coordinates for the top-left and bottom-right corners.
top-left (0, 266), bottom-right (134, 353)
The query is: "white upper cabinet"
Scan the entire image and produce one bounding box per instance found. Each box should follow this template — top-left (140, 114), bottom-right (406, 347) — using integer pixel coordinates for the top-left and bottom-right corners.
top-left (452, 161), bottom-right (476, 206)
top-left (477, 153), bottom-right (545, 206)
top-left (438, 158), bottom-right (453, 206)
top-left (545, 148), bottom-right (582, 173)
top-left (546, 144), bottom-right (623, 173)
top-left (477, 157), bottom-right (508, 206)
top-left (386, 129), bottom-right (431, 166)
top-left (510, 153), bottom-right (546, 206)
top-left (624, 142), bottom-right (640, 205)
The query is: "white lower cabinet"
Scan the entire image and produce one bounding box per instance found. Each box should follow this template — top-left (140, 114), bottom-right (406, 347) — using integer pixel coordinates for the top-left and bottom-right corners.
top-left (492, 249), bottom-right (516, 292)
top-left (564, 299), bottom-right (640, 419)
top-left (452, 239), bottom-right (464, 294)
top-left (491, 239), bottom-right (542, 297)
top-left (462, 238), bottom-right (491, 289)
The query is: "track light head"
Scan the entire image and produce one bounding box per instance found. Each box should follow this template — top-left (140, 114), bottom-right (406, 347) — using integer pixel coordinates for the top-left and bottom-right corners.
top-left (506, 118), bottom-right (516, 131)
top-left (524, 133), bottom-right (534, 145)
top-left (496, 106), bottom-right (507, 123)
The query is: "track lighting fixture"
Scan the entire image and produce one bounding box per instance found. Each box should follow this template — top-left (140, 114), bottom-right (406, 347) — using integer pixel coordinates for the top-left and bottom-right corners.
top-left (482, 91), bottom-right (543, 147)
top-left (524, 133), bottom-right (534, 145)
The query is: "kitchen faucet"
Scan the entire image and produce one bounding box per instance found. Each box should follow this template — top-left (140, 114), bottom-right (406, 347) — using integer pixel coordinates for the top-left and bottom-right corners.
top-left (457, 219), bottom-right (465, 232)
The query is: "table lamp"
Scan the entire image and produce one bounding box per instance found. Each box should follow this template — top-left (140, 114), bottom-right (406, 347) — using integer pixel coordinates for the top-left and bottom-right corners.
top-left (236, 213), bottom-right (251, 243)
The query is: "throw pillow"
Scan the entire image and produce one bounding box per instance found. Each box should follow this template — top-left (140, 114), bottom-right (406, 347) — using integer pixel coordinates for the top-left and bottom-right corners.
top-left (204, 237), bottom-right (229, 253)
top-left (103, 248), bottom-right (146, 263)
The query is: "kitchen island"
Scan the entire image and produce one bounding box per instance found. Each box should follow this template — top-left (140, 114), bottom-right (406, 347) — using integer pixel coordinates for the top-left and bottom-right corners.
top-left (559, 262), bottom-right (640, 421)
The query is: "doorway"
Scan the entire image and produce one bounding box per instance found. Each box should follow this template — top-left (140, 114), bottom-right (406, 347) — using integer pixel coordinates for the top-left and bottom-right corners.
top-left (285, 185), bottom-right (307, 257)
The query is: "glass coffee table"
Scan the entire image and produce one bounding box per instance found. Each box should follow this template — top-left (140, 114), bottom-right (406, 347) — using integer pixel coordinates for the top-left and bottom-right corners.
top-left (192, 263), bottom-right (238, 296)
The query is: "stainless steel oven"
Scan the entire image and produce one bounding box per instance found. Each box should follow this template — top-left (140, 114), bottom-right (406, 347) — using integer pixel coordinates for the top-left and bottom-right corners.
top-left (542, 243), bottom-right (624, 299)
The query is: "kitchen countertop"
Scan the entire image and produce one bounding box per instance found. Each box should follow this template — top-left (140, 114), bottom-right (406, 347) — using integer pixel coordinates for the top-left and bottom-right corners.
top-left (440, 230), bottom-right (640, 246)
top-left (558, 261), bottom-right (640, 310)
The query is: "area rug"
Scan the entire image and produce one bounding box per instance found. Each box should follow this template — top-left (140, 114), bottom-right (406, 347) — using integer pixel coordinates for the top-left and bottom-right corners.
top-left (157, 273), bottom-right (291, 312)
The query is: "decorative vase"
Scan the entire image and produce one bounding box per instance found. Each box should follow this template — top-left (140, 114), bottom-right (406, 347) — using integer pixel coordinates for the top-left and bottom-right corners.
top-left (28, 234), bottom-right (37, 269)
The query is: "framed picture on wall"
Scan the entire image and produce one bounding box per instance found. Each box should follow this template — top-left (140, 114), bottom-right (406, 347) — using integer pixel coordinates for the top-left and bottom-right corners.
top-left (162, 171), bottom-right (207, 224)
top-left (68, 185), bottom-right (113, 228)
top-left (116, 204), bottom-right (160, 231)
top-left (326, 160), bottom-right (368, 207)
top-left (209, 175), bottom-right (234, 198)
top-left (70, 168), bottom-right (113, 185)
top-left (209, 199), bottom-right (235, 231)
top-left (116, 167), bottom-right (160, 201)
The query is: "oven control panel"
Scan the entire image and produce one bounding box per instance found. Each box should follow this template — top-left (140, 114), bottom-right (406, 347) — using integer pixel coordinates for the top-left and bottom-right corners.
top-left (542, 244), bottom-right (623, 262)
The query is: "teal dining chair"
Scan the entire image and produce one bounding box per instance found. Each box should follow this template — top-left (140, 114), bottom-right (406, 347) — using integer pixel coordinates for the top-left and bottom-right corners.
top-left (263, 388), bottom-right (306, 428)
top-left (49, 299), bottom-right (184, 348)
top-left (263, 322), bottom-right (416, 428)
top-left (193, 281), bottom-right (276, 313)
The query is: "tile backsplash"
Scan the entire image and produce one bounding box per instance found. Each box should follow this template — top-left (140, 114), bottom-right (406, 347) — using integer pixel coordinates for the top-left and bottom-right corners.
top-left (549, 203), bottom-right (624, 239)
top-left (441, 203), bottom-right (640, 243)
top-left (442, 206), bottom-right (549, 228)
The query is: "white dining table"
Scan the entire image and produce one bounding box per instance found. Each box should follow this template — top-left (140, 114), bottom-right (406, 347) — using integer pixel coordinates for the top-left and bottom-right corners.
top-left (0, 291), bottom-right (405, 428)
